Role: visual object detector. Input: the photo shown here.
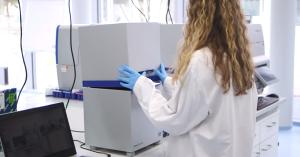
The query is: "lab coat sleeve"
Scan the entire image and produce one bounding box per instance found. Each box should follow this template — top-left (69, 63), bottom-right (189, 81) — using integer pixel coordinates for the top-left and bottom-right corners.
top-left (133, 56), bottom-right (210, 136)
top-left (161, 76), bottom-right (177, 98)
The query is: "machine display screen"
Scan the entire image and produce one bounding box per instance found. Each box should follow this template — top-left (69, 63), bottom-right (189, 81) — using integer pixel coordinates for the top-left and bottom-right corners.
top-left (255, 66), bottom-right (278, 87)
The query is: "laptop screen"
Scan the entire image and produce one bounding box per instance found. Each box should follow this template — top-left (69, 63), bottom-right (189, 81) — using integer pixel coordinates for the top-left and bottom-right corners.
top-left (0, 103), bottom-right (76, 157)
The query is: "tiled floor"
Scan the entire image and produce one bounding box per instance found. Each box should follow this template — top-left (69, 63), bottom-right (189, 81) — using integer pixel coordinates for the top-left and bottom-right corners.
top-left (278, 97), bottom-right (300, 157)
top-left (279, 126), bottom-right (300, 157)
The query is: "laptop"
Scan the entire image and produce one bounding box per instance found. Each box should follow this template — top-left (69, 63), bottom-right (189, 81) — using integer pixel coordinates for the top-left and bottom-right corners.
top-left (0, 103), bottom-right (77, 157)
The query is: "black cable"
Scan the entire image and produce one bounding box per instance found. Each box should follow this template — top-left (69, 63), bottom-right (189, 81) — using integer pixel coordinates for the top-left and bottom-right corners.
top-left (73, 139), bottom-right (85, 144)
top-left (165, 7), bottom-right (168, 24)
top-left (65, 0), bottom-right (82, 131)
top-left (168, 9), bottom-right (173, 24)
top-left (73, 140), bottom-right (111, 157)
top-left (165, 0), bottom-right (173, 24)
top-left (130, 0), bottom-right (149, 22)
top-left (17, 0), bottom-right (81, 134)
top-left (65, 0), bottom-right (77, 109)
top-left (16, 0), bottom-right (28, 106)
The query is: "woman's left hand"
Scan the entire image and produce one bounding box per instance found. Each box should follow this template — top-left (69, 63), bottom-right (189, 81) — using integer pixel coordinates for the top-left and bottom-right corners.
top-left (118, 65), bottom-right (141, 90)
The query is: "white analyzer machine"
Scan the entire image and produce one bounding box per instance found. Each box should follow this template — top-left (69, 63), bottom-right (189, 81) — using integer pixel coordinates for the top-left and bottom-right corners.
top-left (55, 25), bottom-right (83, 90)
top-left (56, 23), bottom-right (185, 156)
top-left (55, 24), bottom-right (184, 90)
top-left (79, 23), bottom-right (165, 156)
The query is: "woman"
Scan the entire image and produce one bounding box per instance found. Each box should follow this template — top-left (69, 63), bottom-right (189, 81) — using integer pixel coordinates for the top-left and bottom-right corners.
top-left (118, 0), bottom-right (257, 157)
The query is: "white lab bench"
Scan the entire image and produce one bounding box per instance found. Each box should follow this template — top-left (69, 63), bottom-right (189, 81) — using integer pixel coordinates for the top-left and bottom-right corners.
top-left (17, 91), bottom-right (283, 157)
top-left (17, 92), bottom-right (165, 157)
top-left (253, 98), bottom-right (285, 157)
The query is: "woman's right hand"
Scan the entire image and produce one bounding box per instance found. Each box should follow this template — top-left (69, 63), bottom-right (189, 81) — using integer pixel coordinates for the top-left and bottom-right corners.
top-left (155, 63), bottom-right (167, 83)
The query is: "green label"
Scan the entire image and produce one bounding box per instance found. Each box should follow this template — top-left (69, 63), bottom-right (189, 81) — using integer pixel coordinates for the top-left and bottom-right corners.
top-left (7, 93), bottom-right (16, 107)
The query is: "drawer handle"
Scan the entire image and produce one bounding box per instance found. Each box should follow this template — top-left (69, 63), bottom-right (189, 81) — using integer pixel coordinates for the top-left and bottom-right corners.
top-left (262, 145), bottom-right (273, 151)
top-left (255, 152), bottom-right (260, 157)
top-left (267, 144), bottom-right (272, 148)
top-left (266, 122), bottom-right (277, 128)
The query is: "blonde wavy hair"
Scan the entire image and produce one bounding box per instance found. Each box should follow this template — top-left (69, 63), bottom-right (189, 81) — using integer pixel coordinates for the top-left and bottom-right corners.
top-left (173, 0), bottom-right (254, 95)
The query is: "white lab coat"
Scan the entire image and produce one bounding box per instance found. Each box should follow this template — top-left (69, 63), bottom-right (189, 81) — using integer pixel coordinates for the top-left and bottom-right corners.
top-left (133, 47), bottom-right (257, 157)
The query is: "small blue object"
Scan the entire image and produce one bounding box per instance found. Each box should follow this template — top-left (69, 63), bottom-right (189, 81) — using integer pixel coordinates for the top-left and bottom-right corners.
top-left (63, 91), bottom-right (71, 99)
top-left (0, 88), bottom-right (17, 114)
top-left (51, 89), bottom-right (83, 101)
top-left (52, 90), bottom-right (58, 97)
top-left (58, 91), bottom-right (64, 98)
top-left (71, 93), bottom-right (77, 99)
top-left (76, 92), bottom-right (83, 101)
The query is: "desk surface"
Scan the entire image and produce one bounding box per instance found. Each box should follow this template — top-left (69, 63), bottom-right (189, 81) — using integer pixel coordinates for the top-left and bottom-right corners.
top-left (16, 92), bottom-right (283, 157)
top-left (17, 92), bottom-right (165, 157)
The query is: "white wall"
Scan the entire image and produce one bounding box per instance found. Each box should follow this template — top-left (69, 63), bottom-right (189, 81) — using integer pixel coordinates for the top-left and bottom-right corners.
top-left (269, 0), bottom-right (296, 128)
top-left (295, 26), bottom-right (300, 96)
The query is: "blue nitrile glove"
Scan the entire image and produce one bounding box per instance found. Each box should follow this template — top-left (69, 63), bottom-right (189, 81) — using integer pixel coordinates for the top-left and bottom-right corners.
top-left (155, 63), bottom-right (167, 83)
top-left (118, 65), bottom-right (142, 90)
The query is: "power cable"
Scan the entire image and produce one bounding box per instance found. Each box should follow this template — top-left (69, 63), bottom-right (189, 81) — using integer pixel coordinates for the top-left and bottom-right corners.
top-left (130, 0), bottom-right (149, 22)
top-left (168, 9), bottom-right (173, 24)
top-left (65, 0), bottom-right (77, 109)
top-left (16, 0), bottom-right (28, 106)
top-left (73, 140), bottom-right (111, 157)
top-left (166, 0), bottom-right (173, 24)
top-left (71, 129), bottom-right (85, 133)
top-left (65, 0), bottom-right (83, 133)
